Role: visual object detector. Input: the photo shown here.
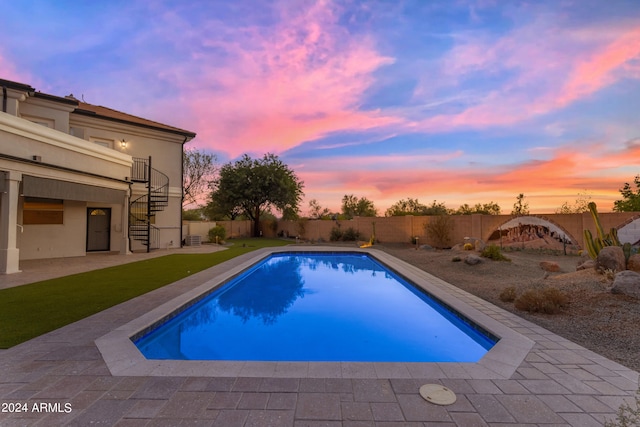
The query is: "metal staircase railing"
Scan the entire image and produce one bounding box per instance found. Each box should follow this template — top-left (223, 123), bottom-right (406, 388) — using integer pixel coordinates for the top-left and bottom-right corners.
top-left (129, 156), bottom-right (169, 252)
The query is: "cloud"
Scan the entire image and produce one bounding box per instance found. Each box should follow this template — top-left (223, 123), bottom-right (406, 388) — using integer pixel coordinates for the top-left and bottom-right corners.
top-left (299, 139), bottom-right (639, 212)
top-left (0, 50), bottom-right (26, 83)
top-left (554, 27), bottom-right (640, 107)
top-left (411, 16), bottom-right (640, 132)
top-left (167, 0), bottom-right (401, 157)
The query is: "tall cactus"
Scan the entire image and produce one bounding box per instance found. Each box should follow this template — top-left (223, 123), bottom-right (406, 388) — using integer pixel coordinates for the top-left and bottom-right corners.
top-left (583, 202), bottom-right (621, 259)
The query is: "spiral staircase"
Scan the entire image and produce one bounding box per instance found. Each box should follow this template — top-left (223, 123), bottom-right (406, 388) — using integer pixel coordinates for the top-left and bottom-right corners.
top-left (129, 157), bottom-right (169, 252)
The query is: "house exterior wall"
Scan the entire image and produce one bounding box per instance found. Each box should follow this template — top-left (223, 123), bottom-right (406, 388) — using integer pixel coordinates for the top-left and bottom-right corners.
top-left (70, 113), bottom-right (186, 251)
top-left (1, 77), bottom-right (195, 273)
top-left (18, 97), bottom-right (75, 133)
top-left (0, 112), bottom-right (132, 265)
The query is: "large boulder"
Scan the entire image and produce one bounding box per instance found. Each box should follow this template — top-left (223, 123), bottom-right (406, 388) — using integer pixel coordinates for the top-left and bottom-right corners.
top-left (540, 261), bottom-right (561, 272)
top-left (627, 254), bottom-right (640, 273)
top-left (611, 270), bottom-right (640, 299)
top-left (595, 246), bottom-right (626, 273)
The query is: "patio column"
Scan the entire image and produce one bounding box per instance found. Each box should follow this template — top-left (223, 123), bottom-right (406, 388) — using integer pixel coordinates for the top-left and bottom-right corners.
top-left (0, 171), bottom-right (22, 274)
top-left (120, 189), bottom-right (130, 254)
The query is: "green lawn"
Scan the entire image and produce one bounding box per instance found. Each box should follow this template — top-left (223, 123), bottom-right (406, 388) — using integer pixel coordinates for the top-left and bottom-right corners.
top-left (0, 238), bottom-right (290, 348)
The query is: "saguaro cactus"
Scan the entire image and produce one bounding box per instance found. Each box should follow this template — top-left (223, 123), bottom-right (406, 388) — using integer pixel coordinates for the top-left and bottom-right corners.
top-left (583, 202), bottom-right (621, 259)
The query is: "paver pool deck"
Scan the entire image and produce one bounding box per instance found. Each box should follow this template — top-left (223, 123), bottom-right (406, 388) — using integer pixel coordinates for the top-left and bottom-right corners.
top-left (0, 245), bottom-right (638, 426)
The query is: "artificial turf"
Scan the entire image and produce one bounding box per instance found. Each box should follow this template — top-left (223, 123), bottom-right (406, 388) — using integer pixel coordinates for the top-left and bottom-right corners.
top-left (0, 238), bottom-right (290, 348)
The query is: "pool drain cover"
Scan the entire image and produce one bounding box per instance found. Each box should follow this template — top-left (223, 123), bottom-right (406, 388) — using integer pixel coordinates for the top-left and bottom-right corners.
top-left (419, 384), bottom-right (456, 406)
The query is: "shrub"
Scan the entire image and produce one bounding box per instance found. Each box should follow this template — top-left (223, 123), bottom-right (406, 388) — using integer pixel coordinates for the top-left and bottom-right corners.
top-left (463, 243), bottom-right (474, 251)
top-left (605, 387), bottom-right (640, 427)
top-left (452, 256), bottom-right (462, 262)
top-left (499, 286), bottom-right (517, 302)
top-left (481, 245), bottom-right (510, 261)
top-left (514, 287), bottom-right (569, 314)
top-left (208, 225), bottom-right (226, 243)
top-left (296, 219), bottom-right (307, 239)
top-left (424, 215), bottom-right (453, 249)
top-left (329, 227), bottom-right (343, 241)
top-left (341, 227), bottom-right (361, 241)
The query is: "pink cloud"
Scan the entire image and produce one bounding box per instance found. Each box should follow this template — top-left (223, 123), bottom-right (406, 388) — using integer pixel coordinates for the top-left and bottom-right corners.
top-left (0, 51), bottom-right (27, 83)
top-left (175, 1), bottom-right (401, 157)
top-left (413, 19), bottom-right (640, 132)
top-left (555, 27), bottom-right (640, 107)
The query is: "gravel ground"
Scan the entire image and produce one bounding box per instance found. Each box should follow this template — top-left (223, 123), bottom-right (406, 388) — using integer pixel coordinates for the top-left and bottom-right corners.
top-left (377, 243), bottom-right (640, 373)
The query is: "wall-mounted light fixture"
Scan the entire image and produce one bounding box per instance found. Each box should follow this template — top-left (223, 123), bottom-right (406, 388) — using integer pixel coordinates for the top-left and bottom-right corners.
top-left (120, 139), bottom-right (128, 149)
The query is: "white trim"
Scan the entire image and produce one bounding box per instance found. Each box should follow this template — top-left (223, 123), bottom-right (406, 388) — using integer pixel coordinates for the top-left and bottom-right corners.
top-left (0, 112), bottom-right (132, 167)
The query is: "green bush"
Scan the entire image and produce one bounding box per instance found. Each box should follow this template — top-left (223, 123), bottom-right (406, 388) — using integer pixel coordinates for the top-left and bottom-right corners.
top-left (329, 227), bottom-right (343, 241)
top-left (605, 387), bottom-right (640, 427)
top-left (342, 227), bottom-right (361, 241)
top-left (208, 225), bottom-right (226, 243)
top-left (329, 226), bottom-right (361, 241)
top-left (481, 244), bottom-right (510, 261)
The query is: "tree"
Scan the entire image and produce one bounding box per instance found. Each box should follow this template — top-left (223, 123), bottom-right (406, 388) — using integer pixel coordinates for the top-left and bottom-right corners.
top-left (454, 202), bottom-right (501, 215)
top-left (183, 148), bottom-right (217, 208)
top-left (385, 198), bottom-right (429, 216)
top-left (210, 153), bottom-right (304, 236)
top-left (423, 200), bottom-right (450, 216)
top-left (308, 199), bottom-right (331, 219)
top-left (613, 175), bottom-right (640, 212)
top-left (555, 191), bottom-right (592, 214)
top-left (182, 208), bottom-right (205, 221)
top-left (204, 196), bottom-right (243, 221)
top-left (511, 193), bottom-right (529, 215)
top-left (341, 194), bottom-right (377, 219)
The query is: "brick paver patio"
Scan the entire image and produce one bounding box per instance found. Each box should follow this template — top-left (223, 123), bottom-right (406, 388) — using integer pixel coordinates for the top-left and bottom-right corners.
top-left (0, 246), bottom-right (637, 426)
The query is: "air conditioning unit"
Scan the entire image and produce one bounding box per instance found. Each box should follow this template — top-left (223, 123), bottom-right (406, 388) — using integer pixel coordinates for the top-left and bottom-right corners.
top-left (185, 235), bottom-right (201, 246)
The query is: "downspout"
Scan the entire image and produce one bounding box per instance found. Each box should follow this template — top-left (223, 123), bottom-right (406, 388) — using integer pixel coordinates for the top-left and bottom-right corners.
top-left (2, 86), bottom-right (7, 113)
top-left (180, 136), bottom-right (187, 247)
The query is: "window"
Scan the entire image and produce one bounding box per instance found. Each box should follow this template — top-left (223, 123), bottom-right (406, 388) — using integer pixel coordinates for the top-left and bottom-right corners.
top-left (23, 197), bottom-right (63, 225)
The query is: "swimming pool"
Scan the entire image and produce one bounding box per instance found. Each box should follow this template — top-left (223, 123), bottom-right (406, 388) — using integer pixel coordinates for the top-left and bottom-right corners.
top-left (134, 252), bottom-right (496, 363)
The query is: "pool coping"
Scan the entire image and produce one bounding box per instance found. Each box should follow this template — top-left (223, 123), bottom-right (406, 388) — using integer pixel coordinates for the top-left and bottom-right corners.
top-left (95, 246), bottom-right (535, 379)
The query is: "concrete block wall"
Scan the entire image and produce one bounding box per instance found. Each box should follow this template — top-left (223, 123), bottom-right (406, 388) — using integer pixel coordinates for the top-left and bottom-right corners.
top-left (201, 212), bottom-right (640, 249)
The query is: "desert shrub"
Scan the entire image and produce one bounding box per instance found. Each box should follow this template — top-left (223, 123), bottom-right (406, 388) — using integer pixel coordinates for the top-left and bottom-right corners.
top-left (463, 243), bottom-right (474, 251)
top-left (208, 225), bottom-right (226, 243)
top-left (514, 287), bottom-right (569, 314)
top-left (481, 245), bottom-right (510, 261)
top-left (424, 215), bottom-right (453, 249)
top-left (297, 218), bottom-right (307, 238)
top-left (341, 227), bottom-right (361, 241)
top-left (499, 286), bottom-right (517, 302)
top-left (605, 387), bottom-right (640, 427)
top-left (329, 226), bottom-right (361, 241)
top-left (329, 227), bottom-right (343, 241)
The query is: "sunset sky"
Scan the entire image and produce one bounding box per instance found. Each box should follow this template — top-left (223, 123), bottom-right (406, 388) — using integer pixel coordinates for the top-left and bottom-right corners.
top-left (2, 0), bottom-right (639, 215)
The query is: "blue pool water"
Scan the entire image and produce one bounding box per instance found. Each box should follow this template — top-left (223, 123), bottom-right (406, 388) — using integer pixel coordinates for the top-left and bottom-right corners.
top-left (134, 252), bottom-right (496, 362)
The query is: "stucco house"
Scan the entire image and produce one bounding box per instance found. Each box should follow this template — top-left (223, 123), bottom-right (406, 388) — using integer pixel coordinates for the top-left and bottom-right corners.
top-left (0, 78), bottom-right (196, 274)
